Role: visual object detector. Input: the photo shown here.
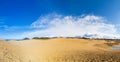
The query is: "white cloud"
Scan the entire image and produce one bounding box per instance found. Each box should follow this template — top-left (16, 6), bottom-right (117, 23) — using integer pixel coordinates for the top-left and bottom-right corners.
top-left (21, 14), bottom-right (120, 39)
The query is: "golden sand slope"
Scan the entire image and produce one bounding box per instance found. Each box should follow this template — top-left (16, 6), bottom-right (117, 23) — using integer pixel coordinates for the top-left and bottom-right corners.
top-left (0, 38), bottom-right (120, 62)
top-left (0, 40), bottom-right (24, 62)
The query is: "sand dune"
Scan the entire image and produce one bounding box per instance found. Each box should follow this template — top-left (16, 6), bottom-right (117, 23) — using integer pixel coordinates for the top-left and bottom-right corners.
top-left (0, 38), bottom-right (120, 62)
top-left (0, 40), bottom-right (24, 62)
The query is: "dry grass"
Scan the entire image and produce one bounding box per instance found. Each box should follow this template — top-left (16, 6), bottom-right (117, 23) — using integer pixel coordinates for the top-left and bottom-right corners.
top-left (0, 38), bottom-right (120, 62)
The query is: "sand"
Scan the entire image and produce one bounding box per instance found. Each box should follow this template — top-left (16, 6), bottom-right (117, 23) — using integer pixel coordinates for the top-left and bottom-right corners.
top-left (0, 38), bottom-right (120, 62)
top-left (0, 40), bottom-right (24, 62)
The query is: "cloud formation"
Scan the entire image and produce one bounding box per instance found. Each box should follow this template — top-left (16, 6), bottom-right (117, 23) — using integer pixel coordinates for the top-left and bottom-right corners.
top-left (21, 14), bottom-right (120, 39)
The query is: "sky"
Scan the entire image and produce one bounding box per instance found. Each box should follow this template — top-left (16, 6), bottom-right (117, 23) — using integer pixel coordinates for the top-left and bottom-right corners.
top-left (0, 0), bottom-right (120, 39)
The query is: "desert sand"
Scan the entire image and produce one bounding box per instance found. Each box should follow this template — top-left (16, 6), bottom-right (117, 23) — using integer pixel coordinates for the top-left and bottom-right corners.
top-left (0, 38), bottom-right (120, 62)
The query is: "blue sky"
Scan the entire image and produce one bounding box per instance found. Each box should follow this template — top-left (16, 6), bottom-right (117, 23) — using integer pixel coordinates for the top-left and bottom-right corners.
top-left (0, 0), bottom-right (120, 39)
